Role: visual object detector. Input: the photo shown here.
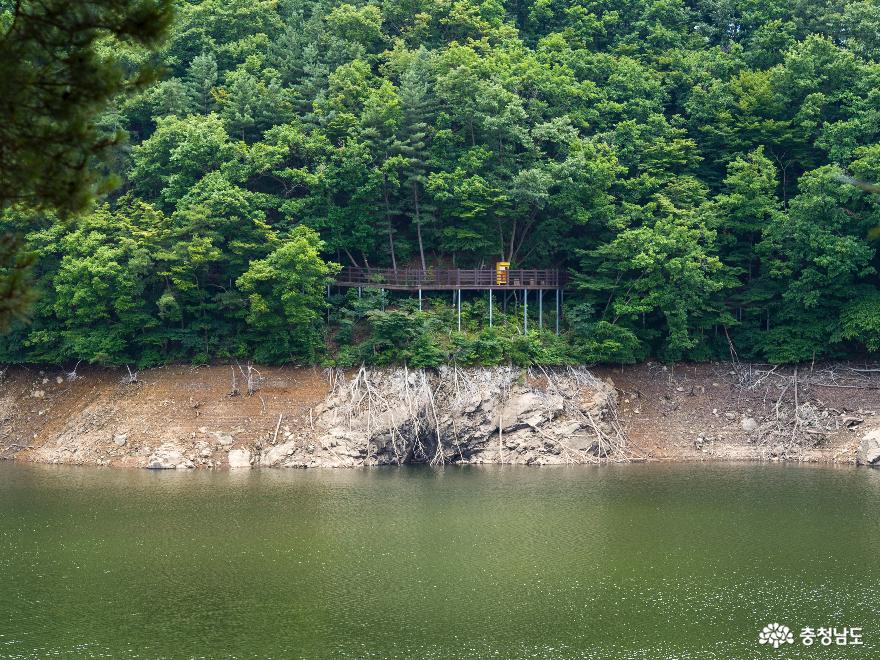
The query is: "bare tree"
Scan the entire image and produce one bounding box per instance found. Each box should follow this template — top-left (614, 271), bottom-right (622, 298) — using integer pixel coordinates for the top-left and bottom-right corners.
top-left (65, 360), bottom-right (82, 382)
top-left (236, 361), bottom-right (263, 396)
top-left (120, 365), bottom-right (139, 385)
top-left (228, 365), bottom-right (240, 397)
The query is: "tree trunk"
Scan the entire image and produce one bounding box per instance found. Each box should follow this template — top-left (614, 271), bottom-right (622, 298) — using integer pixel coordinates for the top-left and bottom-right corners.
top-left (383, 181), bottom-right (397, 271)
top-left (413, 181), bottom-right (426, 270)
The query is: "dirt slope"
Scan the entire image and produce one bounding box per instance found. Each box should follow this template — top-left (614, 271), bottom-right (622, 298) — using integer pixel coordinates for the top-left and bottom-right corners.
top-left (1, 361), bottom-right (874, 468)
top-left (0, 364), bottom-right (328, 466)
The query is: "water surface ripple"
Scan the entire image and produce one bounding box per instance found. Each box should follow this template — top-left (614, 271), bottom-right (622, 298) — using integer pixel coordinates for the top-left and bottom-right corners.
top-left (0, 463), bottom-right (877, 658)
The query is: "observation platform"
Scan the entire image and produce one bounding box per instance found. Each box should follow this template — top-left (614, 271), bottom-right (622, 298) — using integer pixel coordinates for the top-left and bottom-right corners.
top-left (334, 268), bottom-right (562, 290)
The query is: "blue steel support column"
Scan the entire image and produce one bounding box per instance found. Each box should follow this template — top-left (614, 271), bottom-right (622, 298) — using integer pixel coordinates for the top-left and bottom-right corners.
top-left (457, 289), bottom-right (461, 332)
top-left (539, 289), bottom-right (543, 329)
top-left (489, 289), bottom-right (493, 327)
top-left (524, 289), bottom-right (528, 333)
top-left (555, 289), bottom-right (560, 335)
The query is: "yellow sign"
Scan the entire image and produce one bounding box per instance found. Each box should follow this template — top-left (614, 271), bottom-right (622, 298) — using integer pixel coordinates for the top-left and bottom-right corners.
top-left (496, 261), bottom-right (510, 285)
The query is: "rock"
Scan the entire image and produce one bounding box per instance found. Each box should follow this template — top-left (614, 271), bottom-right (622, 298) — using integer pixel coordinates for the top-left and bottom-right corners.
top-left (495, 391), bottom-right (545, 431)
top-left (215, 433), bottom-right (234, 447)
top-left (199, 446), bottom-right (212, 458)
top-left (741, 417), bottom-right (758, 432)
top-left (113, 434), bottom-right (128, 446)
top-left (56, 376), bottom-right (64, 384)
top-left (145, 443), bottom-right (185, 469)
top-left (264, 366), bottom-right (621, 468)
top-left (857, 429), bottom-right (880, 466)
top-left (31, 390), bottom-right (45, 399)
top-left (556, 420), bottom-right (582, 437)
top-left (262, 440), bottom-right (296, 466)
top-left (724, 412), bottom-right (736, 420)
top-left (228, 448), bottom-right (252, 468)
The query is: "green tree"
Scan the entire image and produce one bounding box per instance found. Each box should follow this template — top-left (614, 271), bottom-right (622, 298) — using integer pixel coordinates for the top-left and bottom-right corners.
top-left (186, 52), bottom-right (218, 115)
top-left (0, 0), bottom-right (171, 328)
top-left (237, 226), bottom-right (339, 362)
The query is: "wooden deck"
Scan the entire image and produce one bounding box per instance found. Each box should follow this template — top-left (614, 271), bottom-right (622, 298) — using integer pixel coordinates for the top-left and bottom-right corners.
top-left (334, 268), bottom-right (562, 290)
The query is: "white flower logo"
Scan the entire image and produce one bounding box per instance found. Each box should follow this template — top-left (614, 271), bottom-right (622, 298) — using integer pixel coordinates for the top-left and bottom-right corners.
top-left (759, 623), bottom-right (795, 648)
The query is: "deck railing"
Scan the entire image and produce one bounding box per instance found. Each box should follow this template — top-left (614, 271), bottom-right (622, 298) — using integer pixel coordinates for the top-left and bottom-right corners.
top-left (334, 267), bottom-right (561, 289)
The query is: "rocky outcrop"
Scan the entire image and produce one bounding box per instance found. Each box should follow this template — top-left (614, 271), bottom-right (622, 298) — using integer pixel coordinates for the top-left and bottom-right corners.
top-left (260, 366), bottom-right (627, 468)
top-left (147, 443), bottom-right (191, 469)
top-left (227, 448), bottom-right (252, 468)
top-left (857, 429), bottom-right (880, 466)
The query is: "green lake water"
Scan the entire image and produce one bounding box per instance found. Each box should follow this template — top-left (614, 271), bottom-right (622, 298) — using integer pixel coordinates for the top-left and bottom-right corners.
top-left (0, 462), bottom-right (878, 658)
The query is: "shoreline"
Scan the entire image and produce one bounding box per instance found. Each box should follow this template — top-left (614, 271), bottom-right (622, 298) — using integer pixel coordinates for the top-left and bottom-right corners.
top-left (1, 362), bottom-right (875, 469)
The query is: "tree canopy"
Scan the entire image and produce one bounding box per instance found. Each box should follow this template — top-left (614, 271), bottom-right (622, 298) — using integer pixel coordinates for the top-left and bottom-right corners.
top-left (0, 0), bottom-right (173, 328)
top-left (3, 0), bottom-right (880, 366)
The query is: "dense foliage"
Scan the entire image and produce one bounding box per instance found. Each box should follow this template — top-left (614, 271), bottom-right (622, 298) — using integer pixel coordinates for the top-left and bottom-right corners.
top-left (0, 0), bottom-right (173, 328)
top-left (3, 0), bottom-right (880, 366)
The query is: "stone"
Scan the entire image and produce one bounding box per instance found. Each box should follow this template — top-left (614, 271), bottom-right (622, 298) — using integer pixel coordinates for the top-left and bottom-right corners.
top-left (253, 366), bottom-right (620, 468)
top-left (113, 434), bottom-right (128, 446)
top-left (495, 391), bottom-right (545, 431)
top-left (741, 417), bottom-right (758, 432)
top-left (228, 448), bottom-right (252, 468)
top-left (56, 376), bottom-right (64, 384)
top-left (32, 390), bottom-right (45, 399)
top-left (145, 443), bottom-right (185, 469)
top-left (857, 429), bottom-right (880, 466)
top-left (216, 433), bottom-right (234, 447)
top-left (262, 440), bottom-right (297, 466)
top-left (556, 420), bottom-right (582, 437)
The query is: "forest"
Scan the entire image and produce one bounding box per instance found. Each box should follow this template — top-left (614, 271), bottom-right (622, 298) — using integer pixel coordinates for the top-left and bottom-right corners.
top-left (2, 0), bottom-right (880, 368)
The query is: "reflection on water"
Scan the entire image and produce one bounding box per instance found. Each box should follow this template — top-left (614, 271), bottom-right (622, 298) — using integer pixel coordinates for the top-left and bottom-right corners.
top-left (0, 463), bottom-right (878, 658)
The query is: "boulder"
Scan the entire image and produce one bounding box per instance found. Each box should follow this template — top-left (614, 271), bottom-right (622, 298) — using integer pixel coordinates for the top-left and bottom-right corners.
top-left (261, 440), bottom-right (296, 466)
top-left (146, 443), bottom-right (184, 469)
top-left (228, 448), bottom-right (252, 468)
top-left (857, 429), bottom-right (880, 466)
top-left (113, 434), bottom-right (128, 446)
top-left (495, 391), bottom-right (544, 431)
top-left (556, 420), bottom-right (582, 437)
top-left (741, 417), bottom-right (758, 432)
